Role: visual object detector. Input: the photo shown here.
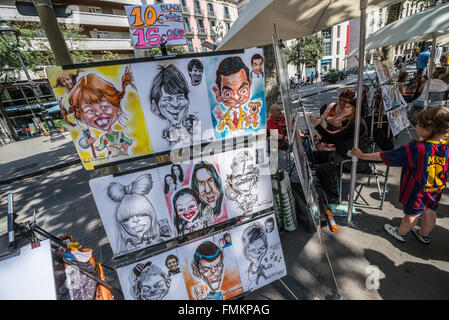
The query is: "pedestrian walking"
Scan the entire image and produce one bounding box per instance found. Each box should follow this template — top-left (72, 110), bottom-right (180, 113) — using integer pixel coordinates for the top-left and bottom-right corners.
top-left (352, 107), bottom-right (449, 244)
top-left (310, 72), bottom-right (315, 83)
top-left (417, 45), bottom-right (431, 76)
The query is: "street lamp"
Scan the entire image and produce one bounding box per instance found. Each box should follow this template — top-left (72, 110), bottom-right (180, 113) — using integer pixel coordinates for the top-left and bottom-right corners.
top-left (0, 20), bottom-right (62, 140)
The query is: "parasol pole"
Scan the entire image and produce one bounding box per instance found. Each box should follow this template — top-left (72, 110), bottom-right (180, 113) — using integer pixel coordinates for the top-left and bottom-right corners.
top-left (423, 32), bottom-right (437, 110)
top-left (347, 0), bottom-right (368, 225)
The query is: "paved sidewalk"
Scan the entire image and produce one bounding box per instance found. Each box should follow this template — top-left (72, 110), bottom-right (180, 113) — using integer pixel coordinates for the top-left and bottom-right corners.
top-left (0, 132), bottom-right (79, 185)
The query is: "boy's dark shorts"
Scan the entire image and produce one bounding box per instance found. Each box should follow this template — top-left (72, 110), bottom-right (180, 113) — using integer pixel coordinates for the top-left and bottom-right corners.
top-left (403, 204), bottom-right (438, 216)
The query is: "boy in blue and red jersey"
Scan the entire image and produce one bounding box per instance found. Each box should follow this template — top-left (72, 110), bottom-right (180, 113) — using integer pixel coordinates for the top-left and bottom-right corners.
top-left (352, 107), bottom-right (449, 244)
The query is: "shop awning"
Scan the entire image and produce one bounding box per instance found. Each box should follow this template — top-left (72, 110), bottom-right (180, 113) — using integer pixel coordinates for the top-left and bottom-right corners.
top-left (217, 0), bottom-right (403, 51)
top-left (6, 101), bottom-right (58, 113)
top-left (347, 2), bottom-right (449, 57)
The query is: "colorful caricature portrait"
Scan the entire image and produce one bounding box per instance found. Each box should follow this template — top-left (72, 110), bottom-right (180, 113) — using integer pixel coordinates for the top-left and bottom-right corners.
top-left (165, 254), bottom-right (180, 276)
top-left (187, 59), bottom-right (204, 86)
top-left (131, 262), bottom-right (171, 300)
top-left (149, 64), bottom-right (199, 144)
top-left (64, 66), bottom-right (134, 159)
top-left (173, 188), bottom-right (204, 236)
top-left (192, 161), bottom-right (224, 224)
top-left (191, 241), bottom-right (225, 300)
top-left (212, 56), bottom-right (252, 132)
top-left (107, 174), bottom-right (161, 253)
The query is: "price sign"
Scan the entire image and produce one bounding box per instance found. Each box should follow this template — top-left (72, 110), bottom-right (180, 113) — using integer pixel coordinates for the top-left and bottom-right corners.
top-left (125, 3), bottom-right (186, 49)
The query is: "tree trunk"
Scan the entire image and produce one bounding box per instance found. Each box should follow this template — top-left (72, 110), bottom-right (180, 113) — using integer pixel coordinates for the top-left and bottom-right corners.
top-left (382, 2), bottom-right (404, 61)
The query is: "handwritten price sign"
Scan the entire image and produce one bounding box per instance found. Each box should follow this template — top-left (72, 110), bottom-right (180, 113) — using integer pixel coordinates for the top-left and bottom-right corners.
top-left (125, 4), bottom-right (186, 49)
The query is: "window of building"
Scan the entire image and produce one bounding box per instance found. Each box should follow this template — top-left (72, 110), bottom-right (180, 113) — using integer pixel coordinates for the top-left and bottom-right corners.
top-left (39, 83), bottom-right (52, 97)
top-left (224, 6), bottom-right (230, 19)
top-left (336, 57), bottom-right (340, 70)
top-left (197, 18), bottom-right (205, 33)
top-left (112, 9), bottom-right (126, 15)
top-left (184, 17), bottom-right (191, 31)
top-left (337, 25), bottom-right (341, 38)
top-left (98, 32), bottom-right (110, 39)
top-left (88, 7), bottom-right (102, 13)
top-left (324, 42), bottom-right (331, 56)
top-left (194, 0), bottom-right (202, 14)
top-left (200, 38), bottom-right (207, 52)
top-left (187, 38), bottom-right (194, 52)
top-left (322, 28), bottom-right (332, 40)
top-left (226, 22), bottom-right (230, 30)
top-left (207, 3), bottom-right (215, 16)
top-left (336, 41), bottom-right (340, 55)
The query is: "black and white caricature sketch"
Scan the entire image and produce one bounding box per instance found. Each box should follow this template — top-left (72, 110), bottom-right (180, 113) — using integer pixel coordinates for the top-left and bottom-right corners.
top-left (231, 214), bottom-right (287, 293)
top-left (242, 222), bottom-right (271, 290)
top-left (149, 64), bottom-right (199, 144)
top-left (116, 248), bottom-right (189, 300)
top-left (187, 59), bottom-right (203, 86)
top-left (171, 164), bottom-right (184, 185)
top-left (164, 174), bottom-right (178, 194)
top-left (158, 218), bottom-right (173, 238)
top-left (107, 174), bottom-right (162, 254)
top-left (225, 151), bottom-right (260, 214)
top-left (130, 262), bottom-right (170, 300)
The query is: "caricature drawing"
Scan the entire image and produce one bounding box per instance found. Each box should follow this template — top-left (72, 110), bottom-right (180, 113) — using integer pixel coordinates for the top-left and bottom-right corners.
top-left (130, 262), bottom-right (171, 300)
top-left (225, 151), bottom-right (260, 214)
top-left (64, 67), bottom-right (134, 158)
top-left (192, 161), bottom-right (224, 225)
top-left (212, 56), bottom-right (253, 132)
top-left (158, 218), bottom-right (173, 238)
top-left (171, 164), bottom-right (184, 185)
top-left (149, 64), bottom-right (199, 144)
top-left (165, 254), bottom-right (180, 276)
top-left (265, 217), bottom-right (275, 233)
top-left (250, 53), bottom-right (264, 79)
top-left (187, 59), bottom-right (203, 86)
top-left (107, 174), bottom-right (161, 254)
top-left (242, 223), bottom-right (272, 290)
top-left (190, 241), bottom-right (226, 300)
top-left (173, 188), bottom-right (205, 236)
top-left (164, 174), bottom-right (178, 194)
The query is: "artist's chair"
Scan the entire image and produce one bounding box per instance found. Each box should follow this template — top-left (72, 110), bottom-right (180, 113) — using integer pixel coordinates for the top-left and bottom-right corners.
top-left (337, 132), bottom-right (393, 210)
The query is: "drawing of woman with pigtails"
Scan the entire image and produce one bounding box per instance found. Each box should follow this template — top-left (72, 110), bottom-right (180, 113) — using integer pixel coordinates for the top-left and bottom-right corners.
top-left (107, 174), bottom-right (162, 254)
top-left (63, 66), bottom-right (134, 159)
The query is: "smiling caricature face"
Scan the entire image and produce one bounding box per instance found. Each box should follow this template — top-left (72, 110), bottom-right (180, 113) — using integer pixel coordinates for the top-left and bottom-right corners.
top-left (195, 168), bottom-right (221, 210)
top-left (175, 193), bottom-right (200, 223)
top-left (198, 254), bottom-right (224, 292)
top-left (251, 58), bottom-right (263, 75)
top-left (122, 214), bottom-right (151, 237)
top-left (153, 88), bottom-right (189, 127)
top-left (140, 274), bottom-right (169, 300)
top-left (81, 97), bottom-right (121, 132)
top-left (246, 238), bottom-right (267, 265)
top-left (189, 65), bottom-right (203, 86)
top-left (214, 69), bottom-right (251, 111)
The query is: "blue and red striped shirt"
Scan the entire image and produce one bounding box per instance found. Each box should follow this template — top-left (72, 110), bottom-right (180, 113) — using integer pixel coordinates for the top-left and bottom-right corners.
top-left (380, 140), bottom-right (449, 213)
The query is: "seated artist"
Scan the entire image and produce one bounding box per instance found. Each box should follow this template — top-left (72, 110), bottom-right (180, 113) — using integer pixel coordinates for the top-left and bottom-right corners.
top-left (309, 102), bottom-right (370, 202)
top-left (267, 103), bottom-right (289, 150)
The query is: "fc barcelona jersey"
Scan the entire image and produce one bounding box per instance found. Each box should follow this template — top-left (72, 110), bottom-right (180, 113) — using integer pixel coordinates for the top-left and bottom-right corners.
top-left (380, 140), bottom-right (449, 212)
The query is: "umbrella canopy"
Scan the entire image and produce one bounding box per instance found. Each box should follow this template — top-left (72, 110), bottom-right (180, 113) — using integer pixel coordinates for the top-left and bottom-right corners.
top-left (348, 2), bottom-right (449, 56)
top-left (217, 0), bottom-right (402, 51)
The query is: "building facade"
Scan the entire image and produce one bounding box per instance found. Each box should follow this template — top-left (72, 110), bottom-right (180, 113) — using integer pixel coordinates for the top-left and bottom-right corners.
top-left (0, 0), bottom-right (239, 139)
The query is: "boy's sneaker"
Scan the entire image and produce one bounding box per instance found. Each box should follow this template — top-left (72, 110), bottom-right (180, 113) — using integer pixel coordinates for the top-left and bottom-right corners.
top-left (412, 226), bottom-right (430, 244)
top-left (384, 224), bottom-right (406, 242)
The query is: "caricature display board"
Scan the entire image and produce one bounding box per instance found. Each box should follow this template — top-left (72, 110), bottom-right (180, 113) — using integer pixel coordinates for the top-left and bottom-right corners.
top-left (46, 65), bottom-right (153, 171)
top-left (381, 83), bottom-right (406, 112)
top-left (178, 231), bottom-right (244, 300)
top-left (89, 141), bottom-right (274, 257)
top-left (386, 106), bottom-right (410, 136)
top-left (47, 48), bottom-right (267, 170)
top-left (374, 60), bottom-right (396, 85)
top-left (116, 248), bottom-right (189, 300)
top-left (89, 169), bottom-right (174, 257)
top-left (125, 4), bottom-right (186, 49)
top-left (230, 214), bottom-right (286, 293)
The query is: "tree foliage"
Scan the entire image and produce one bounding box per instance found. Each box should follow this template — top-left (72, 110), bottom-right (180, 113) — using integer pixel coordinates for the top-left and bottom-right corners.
top-left (285, 34), bottom-right (324, 68)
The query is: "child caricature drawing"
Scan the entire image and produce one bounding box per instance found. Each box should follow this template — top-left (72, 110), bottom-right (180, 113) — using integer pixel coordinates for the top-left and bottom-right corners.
top-left (149, 64), bottom-right (199, 145)
top-left (63, 66), bottom-right (134, 159)
top-left (242, 223), bottom-right (272, 290)
top-left (172, 188), bottom-right (205, 236)
top-left (107, 174), bottom-right (162, 254)
top-left (225, 151), bottom-right (260, 215)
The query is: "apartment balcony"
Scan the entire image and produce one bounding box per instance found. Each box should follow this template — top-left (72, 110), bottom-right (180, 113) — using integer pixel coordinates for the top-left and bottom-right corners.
top-left (184, 26), bottom-right (194, 34)
top-left (197, 27), bottom-right (207, 35)
top-left (1, 5), bottom-right (129, 28)
top-left (193, 8), bottom-right (204, 16)
top-left (29, 37), bottom-right (132, 52)
top-left (224, 13), bottom-right (232, 20)
top-left (207, 11), bottom-right (216, 18)
top-left (182, 6), bottom-right (190, 14)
